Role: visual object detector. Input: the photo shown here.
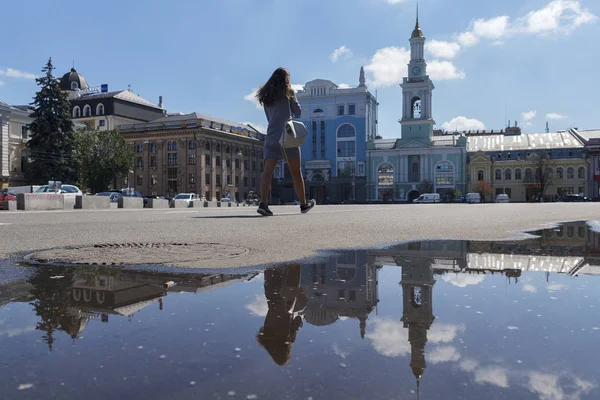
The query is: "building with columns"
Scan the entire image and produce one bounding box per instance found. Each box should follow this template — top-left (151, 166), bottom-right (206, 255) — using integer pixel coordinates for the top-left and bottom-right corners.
top-left (118, 114), bottom-right (264, 200)
top-left (0, 100), bottom-right (32, 187)
top-left (366, 16), bottom-right (468, 202)
top-left (295, 68), bottom-right (378, 203)
top-left (572, 129), bottom-right (600, 198)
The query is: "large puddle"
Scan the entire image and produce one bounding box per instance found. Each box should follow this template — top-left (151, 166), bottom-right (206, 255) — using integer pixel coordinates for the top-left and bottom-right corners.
top-left (1, 221), bottom-right (600, 399)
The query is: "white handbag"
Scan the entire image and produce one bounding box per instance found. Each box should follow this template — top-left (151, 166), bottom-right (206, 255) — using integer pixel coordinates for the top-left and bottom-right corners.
top-left (280, 99), bottom-right (307, 149)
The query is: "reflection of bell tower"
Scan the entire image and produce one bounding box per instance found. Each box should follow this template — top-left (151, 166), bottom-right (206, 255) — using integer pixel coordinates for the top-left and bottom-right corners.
top-left (400, 261), bottom-right (435, 388)
top-left (400, 6), bottom-right (435, 143)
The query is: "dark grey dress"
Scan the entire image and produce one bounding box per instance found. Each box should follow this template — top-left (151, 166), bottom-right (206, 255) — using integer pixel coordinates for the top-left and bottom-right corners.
top-left (263, 94), bottom-right (302, 160)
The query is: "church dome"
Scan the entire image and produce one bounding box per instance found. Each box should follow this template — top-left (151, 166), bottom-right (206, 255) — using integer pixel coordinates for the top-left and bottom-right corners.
top-left (411, 22), bottom-right (424, 39)
top-left (59, 67), bottom-right (89, 91)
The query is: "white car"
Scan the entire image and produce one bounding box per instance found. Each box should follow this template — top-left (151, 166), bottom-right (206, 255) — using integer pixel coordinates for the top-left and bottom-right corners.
top-left (35, 184), bottom-right (83, 197)
top-left (173, 193), bottom-right (201, 207)
top-left (495, 193), bottom-right (510, 203)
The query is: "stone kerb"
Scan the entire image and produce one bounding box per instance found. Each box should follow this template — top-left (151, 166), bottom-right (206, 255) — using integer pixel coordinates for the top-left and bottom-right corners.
top-left (118, 197), bottom-right (143, 209)
top-left (75, 195), bottom-right (110, 209)
top-left (170, 200), bottom-right (189, 208)
top-left (16, 193), bottom-right (64, 211)
top-left (2, 200), bottom-right (17, 211)
top-left (149, 198), bottom-right (169, 208)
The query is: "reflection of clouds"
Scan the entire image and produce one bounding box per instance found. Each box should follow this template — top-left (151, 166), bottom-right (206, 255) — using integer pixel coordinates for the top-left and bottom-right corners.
top-left (365, 319), bottom-right (410, 357)
top-left (332, 343), bottom-right (349, 359)
top-left (475, 366), bottom-right (509, 388)
top-left (459, 358), bottom-right (478, 372)
top-left (527, 372), bottom-right (595, 400)
top-left (523, 284), bottom-right (537, 293)
top-left (245, 294), bottom-right (268, 317)
top-left (0, 326), bottom-right (36, 337)
top-left (547, 283), bottom-right (567, 292)
top-left (429, 323), bottom-right (465, 343)
top-left (428, 346), bottom-right (461, 364)
top-left (442, 274), bottom-right (486, 287)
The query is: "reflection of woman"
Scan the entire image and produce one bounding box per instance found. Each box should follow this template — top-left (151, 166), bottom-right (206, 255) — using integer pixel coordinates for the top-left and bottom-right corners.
top-left (257, 265), bottom-right (307, 366)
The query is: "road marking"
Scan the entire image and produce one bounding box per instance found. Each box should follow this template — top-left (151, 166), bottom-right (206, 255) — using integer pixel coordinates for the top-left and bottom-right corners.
top-left (0, 223), bottom-right (12, 226)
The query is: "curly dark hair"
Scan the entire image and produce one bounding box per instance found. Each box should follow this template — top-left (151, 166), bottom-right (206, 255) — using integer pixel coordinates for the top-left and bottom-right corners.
top-left (256, 67), bottom-right (295, 107)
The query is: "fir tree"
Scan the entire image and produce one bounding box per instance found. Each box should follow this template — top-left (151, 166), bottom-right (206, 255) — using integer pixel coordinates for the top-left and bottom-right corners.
top-left (26, 58), bottom-right (77, 184)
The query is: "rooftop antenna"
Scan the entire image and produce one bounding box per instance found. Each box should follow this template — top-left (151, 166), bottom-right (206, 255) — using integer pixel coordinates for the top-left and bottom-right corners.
top-left (545, 122), bottom-right (549, 133)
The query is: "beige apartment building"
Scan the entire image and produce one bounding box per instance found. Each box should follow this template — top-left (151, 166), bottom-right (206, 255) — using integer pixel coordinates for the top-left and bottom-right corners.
top-left (118, 113), bottom-right (264, 201)
top-left (0, 100), bottom-right (32, 187)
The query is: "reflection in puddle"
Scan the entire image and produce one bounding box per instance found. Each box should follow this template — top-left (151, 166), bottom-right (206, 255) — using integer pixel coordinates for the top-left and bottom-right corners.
top-left (1, 221), bottom-right (600, 399)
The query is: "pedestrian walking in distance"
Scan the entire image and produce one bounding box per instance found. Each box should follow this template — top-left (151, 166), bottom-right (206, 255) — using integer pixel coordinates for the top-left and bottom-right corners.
top-left (255, 67), bottom-right (316, 216)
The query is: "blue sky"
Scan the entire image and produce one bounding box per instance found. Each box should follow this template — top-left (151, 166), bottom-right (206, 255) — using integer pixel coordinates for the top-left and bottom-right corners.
top-left (1, 0), bottom-right (597, 138)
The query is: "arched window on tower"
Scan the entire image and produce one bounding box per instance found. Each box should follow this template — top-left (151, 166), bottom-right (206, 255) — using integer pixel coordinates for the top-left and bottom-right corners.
top-left (411, 97), bottom-right (422, 119)
top-left (96, 103), bottom-right (105, 116)
top-left (71, 81), bottom-right (79, 90)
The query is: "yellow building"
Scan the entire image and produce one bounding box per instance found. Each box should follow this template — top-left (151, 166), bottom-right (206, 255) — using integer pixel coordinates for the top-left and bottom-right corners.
top-left (467, 131), bottom-right (588, 202)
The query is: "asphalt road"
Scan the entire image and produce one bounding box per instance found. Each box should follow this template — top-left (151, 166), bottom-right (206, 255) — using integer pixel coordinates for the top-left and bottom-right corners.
top-left (1, 203), bottom-right (599, 269)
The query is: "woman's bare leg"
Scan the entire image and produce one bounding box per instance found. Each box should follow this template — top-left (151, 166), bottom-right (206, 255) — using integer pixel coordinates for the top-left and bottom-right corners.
top-left (286, 157), bottom-right (307, 205)
top-left (260, 158), bottom-right (279, 205)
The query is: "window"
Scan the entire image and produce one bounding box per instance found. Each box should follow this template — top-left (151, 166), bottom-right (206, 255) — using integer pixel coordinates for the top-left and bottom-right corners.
top-left (189, 140), bottom-right (196, 149)
top-left (320, 121), bottom-right (326, 159)
top-left (579, 187), bottom-right (585, 194)
top-left (312, 121), bottom-right (318, 159)
top-left (21, 125), bottom-right (28, 139)
top-left (337, 124), bottom-right (356, 138)
top-left (167, 168), bottom-right (177, 180)
top-left (71, 81), bottom-right (79, 90)
top-left (505, 169), bottom-right (512, 180)
top-left (136, 144), bottom-right (143, 153)
top-left (137, 175), bottom-right (143, 185)
top-left (96, 103), bottom-right (105, 116)
top-left (495, 169), bottom-right (502, 181)
top-left (205, 142), bottom-right (210, 151)
top-left (226, 159), bottom-right (231, 168)
top-left (216, 143), bottom-right (220, 152)
top-left (252, 161), bottom-right (256, 171)
top-left (206, 155), bottom-right (211, 165)
top-left (313, 108), bottom-right (324, 113)
top-left (189, 173), bottom-right (196, 184)
top-left (357, 161), bottom-right (365, 177)
top-left (337, 141), bottom-right (356, 157)
top-left (243, 177), bottom-right (248, 187)
top-left (244, 160), bottom-right (248, 170)
top-left (150, 156), bottom-right (157, 167)
top-left (567, 167), bottom-right (574, 179)
top-left (235, 159), bottom-right (240, 169)
top-left (225, 145), bottom-right (230, 154)
top-left (411, 97), bottom-right (421, 119)
top-left (150, 143), bottom-right (156, 153)
top-left (378, 163), bottom-right (394, 187)
top-left (515, 168), bottom-right (522, 180)
top-left (136, 157), bottom-right (143, 168)
top-left (151, 176), bottom-right (157, 186)
top-left (205, 173), bottom-right (211, 184)
top-left (216, 174), bottom-right (221, 185)
top-left (252, 177), bottom-right (256, 187)
top-left (348, 104), bottom-right (356, 115)
top-left (227, 175), bottom-right (231, 185)
top-left (578, 167), bottom-right (585, 179)
top-left (337, 105), bottom-right (344, 116)
top-left (168, 153), bottom-right (177, 166)
top-left (72, 106), bottom-right (81, 118)
top-left (556, 167), bottom-right (564, 179)
top-left (236, 176), bottom-right (239, 185)
top-left (525, 168), bottom-right (533, 181)
top-left (216, 156), bottom-right (221, 166)
top-left (437, 161), bottom-right (453, 172)
top-left (188, 153), bottom-right (196, 165)
top-left (477, 170), bottom-right (484, 181)
top-left (99, 120), bottom-right (105, 127)
top-left (83, 105), bottom-right (91, 117)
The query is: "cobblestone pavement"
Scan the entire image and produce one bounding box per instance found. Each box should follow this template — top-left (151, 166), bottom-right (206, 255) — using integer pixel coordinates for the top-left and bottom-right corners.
top-left (1, 203), bottom-right (599, 269)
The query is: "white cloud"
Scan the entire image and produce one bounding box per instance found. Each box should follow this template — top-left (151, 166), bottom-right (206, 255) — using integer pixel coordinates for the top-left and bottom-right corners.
top-left (428, 346), bottom-right (461, 364)
top-left (473, 16), bottom-right (511, 39)
top-left (428, 323), bottom-right (466, 343)
top-left (546, 283), bottom-right (567, 291)
top-left (441, 116), bottom-right (485, 132)
top-left (491, 40), bottom-right (505, 46)
top-left (245, 294), bottom-right (268, 317)
top-left (428, 60), bottom-right (466, 80)
top-left (242, 122), bottom-right (267, 134)
top-left (365, 46), bottom-right (411, 88)
top-left (365, 318), bottom-right (411, 357)
top-left (425, 40), bottom-right (461, 59)
top-left (330, 46), bottom-right (354, 63)
top-left (0, 326), bottom-right (36, 337)
top-left (475, 366), bottom-right (509, 388)
top-left (517, 0), bottom-right (597, 35)
top-left (523, 122), bottom-right (533, 127)
top-left (546, 112), bottom-right (568, 120)
top-left (457, 31), bottom-right (480, 47)
top-left (522, 284), bottom-right (537, 293)
top-left (522, 110), bottom-right (537, 121)
top-left (337, 83), bottom-right (351, 89)
top-left (386, 0), bottom-right (407, 4)
top-left (0, 68), bottom-right (37, 80)
top-left (459, 358), bottom-right (479, 372)
top-left (0, 81), bottom-right (4, 86)
top-left (291, 84), bottom-right (304, 93)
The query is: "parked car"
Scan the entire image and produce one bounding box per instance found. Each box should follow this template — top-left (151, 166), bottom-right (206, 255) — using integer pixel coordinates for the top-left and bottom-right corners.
top-left (495, 194), bottom-right (510, 203)
top-left (563, 194), bottom-right (592, 202)
top-left (220, 197), bottom-right (233, 203)
top-left (173, 193), bottom-right (200, 207)
top-left (0, 192), bottom-right (17, 209)
top-left (35, 184), bottom-right (82, 197)
top-left (465, 193), bottom-right (481, 204)
top-left (413, 193), bottom-right (440, 203)
top-left (96, 191), bottom-right (123, 203)
top-left (114, 188), bottom-right (144, 197)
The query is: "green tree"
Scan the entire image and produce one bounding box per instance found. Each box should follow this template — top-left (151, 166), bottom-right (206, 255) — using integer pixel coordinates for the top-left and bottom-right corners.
top-left (26, 58), bottom-right (77, 184)
top-left (75, 129), bottom-right (134, 193)
top-left (418, 179), bottom-right (433, 194)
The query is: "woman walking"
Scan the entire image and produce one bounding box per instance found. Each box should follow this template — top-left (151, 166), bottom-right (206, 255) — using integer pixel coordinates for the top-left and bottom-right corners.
top-left (255, 67), bottom-right (316, 216)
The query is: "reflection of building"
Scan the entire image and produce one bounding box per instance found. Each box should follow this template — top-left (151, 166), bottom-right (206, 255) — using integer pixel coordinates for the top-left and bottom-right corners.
top-left (295, 69), bottom-right (378, 203)
top-left (0, 100), bottom-right (33, 187)
top-left (300, 252), bottom-right (380, 338)
top-left (366, 15), bottom-right (468, 202)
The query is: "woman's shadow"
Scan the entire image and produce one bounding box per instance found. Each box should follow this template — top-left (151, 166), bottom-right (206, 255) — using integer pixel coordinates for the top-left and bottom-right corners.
top-left (257, 265), bottom-right (307, 366)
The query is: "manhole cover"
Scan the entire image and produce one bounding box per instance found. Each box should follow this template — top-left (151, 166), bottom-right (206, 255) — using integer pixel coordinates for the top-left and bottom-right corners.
top-left (25, 242), bottom-right (249, 267)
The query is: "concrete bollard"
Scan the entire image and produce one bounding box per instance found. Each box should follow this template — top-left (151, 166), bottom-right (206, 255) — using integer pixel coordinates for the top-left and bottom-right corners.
top-left (17, 193), bottom-right (64, 211)
top-left (217, 201), bottom-right (221, 207)
top-left (75, 195), bottom-right (110, 210)
top-left (170, 200), bottom-right (189, 208)
top-left (203, 200), bottom-right (209, 207)
top-left (63, 196), bottom-right (76, 210)
top-left (228, 202), bottom-right (232, 207)
top-left (2, 200), bottom-right (17, 211)
top-left (149, 198), bottom-right (169, 208)
top-left (118, 197), bottom-right (143, 209)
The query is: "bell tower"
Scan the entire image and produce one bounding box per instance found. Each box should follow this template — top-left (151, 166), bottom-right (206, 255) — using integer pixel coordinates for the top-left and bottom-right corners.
top-left (400, 260), bottom-right (435, 387)
top-left (400, 7), bottom-right (435, 143)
